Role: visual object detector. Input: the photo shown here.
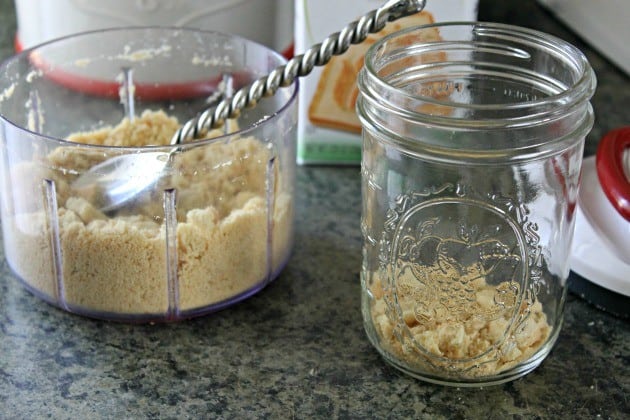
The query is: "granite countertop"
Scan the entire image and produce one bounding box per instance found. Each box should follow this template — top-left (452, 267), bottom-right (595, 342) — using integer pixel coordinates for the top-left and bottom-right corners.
top-left (0, 0), bottom-right (628, 418)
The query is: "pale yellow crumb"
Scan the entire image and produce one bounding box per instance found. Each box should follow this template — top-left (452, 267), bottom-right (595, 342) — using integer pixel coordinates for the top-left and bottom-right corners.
top-left (369, 269), bottom-right (552, 378)
top-left (6, 110), bottom-right (293, 314)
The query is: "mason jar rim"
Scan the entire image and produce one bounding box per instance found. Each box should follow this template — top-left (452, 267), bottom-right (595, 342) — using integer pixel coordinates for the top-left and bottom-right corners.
top-left (360, 21), bottom-right (596, 130)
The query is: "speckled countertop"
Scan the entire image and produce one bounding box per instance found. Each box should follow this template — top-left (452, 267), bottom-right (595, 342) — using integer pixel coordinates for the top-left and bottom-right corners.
top-left (0, 0), bottom-right (628, 418)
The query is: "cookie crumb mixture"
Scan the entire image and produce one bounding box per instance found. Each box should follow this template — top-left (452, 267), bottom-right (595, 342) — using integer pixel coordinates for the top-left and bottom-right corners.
top-left (67, 109), bottom-right (179, 147)
top-left (6, 110), bottom-right (292, 315)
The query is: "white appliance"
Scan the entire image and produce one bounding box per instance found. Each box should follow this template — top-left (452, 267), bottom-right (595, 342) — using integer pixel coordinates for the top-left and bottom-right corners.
top-left (538, 0), bottom-right (630, 76)
top-left (14, 0), bottom-right (294, 57)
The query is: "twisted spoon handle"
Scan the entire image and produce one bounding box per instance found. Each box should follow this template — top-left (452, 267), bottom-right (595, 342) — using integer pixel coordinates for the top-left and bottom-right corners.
top-left (172, 0), bottom-right (426, 144)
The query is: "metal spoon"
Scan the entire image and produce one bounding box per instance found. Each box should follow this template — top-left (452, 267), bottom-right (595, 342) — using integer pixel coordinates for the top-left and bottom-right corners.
top-left (71, 0), bottom-right (426, 213)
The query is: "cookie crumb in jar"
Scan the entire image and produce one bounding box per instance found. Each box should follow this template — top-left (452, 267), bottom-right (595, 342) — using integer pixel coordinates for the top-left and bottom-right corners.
top-left (368, 266), bottom-right (552, 378)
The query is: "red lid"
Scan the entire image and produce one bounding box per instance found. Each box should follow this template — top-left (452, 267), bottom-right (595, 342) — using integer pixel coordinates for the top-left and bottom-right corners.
top-left (596, 127), bottom-right (630, 221)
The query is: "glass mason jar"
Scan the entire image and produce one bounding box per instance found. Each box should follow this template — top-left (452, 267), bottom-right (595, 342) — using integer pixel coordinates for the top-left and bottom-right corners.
top-left (357, 22), bottom-right (596, 386)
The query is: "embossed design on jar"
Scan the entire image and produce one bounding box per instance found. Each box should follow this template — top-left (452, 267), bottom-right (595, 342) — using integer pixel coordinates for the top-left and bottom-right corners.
top-left (377, 183), bottom-right (541, 372)
top-left (394, 215), bottom-right (522, 326)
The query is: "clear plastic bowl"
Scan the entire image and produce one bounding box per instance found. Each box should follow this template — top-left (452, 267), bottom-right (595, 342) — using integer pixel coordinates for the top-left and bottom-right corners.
top-left (0, 27), bottom-right (297, 322)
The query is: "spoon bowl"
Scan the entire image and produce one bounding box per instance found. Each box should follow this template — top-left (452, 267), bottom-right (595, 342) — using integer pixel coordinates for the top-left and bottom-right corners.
top-left (72, 150), bottom-right (171, 213)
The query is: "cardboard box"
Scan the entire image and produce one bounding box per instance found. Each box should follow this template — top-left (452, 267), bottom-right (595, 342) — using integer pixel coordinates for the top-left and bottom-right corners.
top-left (295, 0), bottom-right (478, 165)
